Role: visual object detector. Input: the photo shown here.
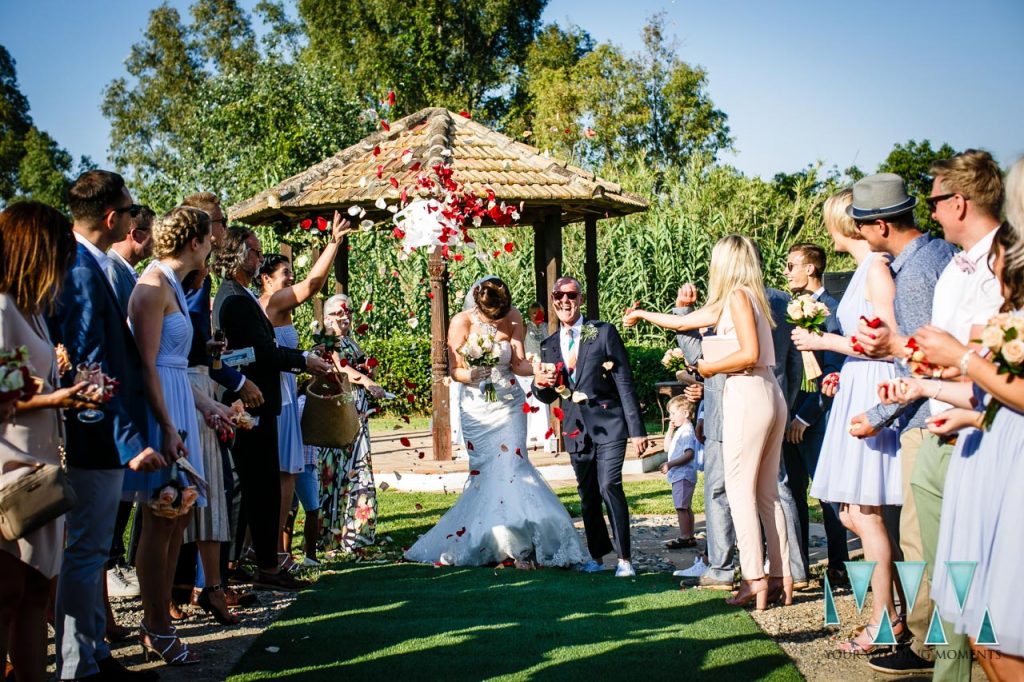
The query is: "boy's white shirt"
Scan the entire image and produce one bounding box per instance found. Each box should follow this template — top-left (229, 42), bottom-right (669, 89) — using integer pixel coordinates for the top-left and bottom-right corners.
top-left (665, 421), bottom-right (698, 484)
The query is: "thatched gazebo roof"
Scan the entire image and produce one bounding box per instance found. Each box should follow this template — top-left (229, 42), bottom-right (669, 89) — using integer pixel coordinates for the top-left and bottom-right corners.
top-left (228, 107), bottom-right (648, 461)
top-left (228, 107), bottom-right (646, 227)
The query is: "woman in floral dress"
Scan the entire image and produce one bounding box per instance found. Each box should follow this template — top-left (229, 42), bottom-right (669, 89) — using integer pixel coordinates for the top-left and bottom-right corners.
top-left (317, 294), bottom-right (386, 552)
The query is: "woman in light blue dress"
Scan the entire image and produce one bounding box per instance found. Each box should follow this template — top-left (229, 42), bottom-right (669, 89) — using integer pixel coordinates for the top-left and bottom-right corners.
top-left (791, 190), bottom-right (903, 652)
top-left (257, 211), bottom-right (352, 569)
top-left (909, 214), bottom-right (1024, 680)
top-left (125, 207), bottom-right (232, 665)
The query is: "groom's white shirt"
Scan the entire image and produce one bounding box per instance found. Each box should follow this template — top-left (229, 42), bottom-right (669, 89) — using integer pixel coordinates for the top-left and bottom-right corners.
top-left (558, 316), bottom-right (584, 367)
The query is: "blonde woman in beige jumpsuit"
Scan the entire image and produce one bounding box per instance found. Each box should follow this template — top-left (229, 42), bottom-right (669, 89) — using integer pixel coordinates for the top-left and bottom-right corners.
top-left (624, 234), bottom-right (790, 609)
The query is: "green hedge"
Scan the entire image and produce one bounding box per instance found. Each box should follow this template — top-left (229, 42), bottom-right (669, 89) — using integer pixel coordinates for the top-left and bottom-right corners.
top-left (360, 336), bottom-right (674, 420)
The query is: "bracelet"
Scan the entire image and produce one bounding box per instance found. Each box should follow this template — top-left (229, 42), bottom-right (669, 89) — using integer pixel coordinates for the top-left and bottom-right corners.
top-left (959, 349), bottom-right (976, 377)
top-left (930, 381), bottom-right (943, 400)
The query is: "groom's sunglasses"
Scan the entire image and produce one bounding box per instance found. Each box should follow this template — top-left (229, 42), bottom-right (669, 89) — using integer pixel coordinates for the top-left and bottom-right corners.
top-left (552, 291), bottom-right (580, 301)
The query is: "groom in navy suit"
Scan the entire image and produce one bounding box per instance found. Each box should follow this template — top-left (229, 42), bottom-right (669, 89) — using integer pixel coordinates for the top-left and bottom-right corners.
top-left (533, 277), bottom-right (648, 577)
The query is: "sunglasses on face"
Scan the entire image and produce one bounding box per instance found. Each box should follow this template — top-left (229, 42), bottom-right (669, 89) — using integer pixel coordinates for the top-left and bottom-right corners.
top-left (925, 193), bottom-right (957, 211)
top-left (111, 204), bottom-right (143, 218)
top-left (784, 261), bottom-right (804, 272)
top-left (552, 291), bottom-right (580, 301)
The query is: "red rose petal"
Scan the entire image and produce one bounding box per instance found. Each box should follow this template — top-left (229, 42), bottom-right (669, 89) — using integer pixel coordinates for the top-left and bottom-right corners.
top-left (455, 527), bottom-right (466, 537)
top-left (470, 470), bottom-right (480, 475)
top-left (299, 218), bottom-right (312, 230)
top-left (355, 323), bottom-right (369, 334)
top-left (466, 441), bottom-right (474, 451)
top-left (414, 503), bottom-right (423, 511)
top-left (459, 110), bottom-right (471, 119)
top-left (552, 407), bottom-right (564, 421)
top-left (373, 145), bottom-right (381, 157)
top-left (544, 428), bottom-right (554, 439)
top-left (387, 90), bottom-right (396, 107)
top-left (376, 165), bottom-right (384, 179)
top-left (404, 379), bottom-right (417, 389)
top-left (380, 120), bottom-right (390, 131)
top-left (503, 242), bottom-right (514, 253)
top-left (366, 357), bottom-right (379, 368)
top-left (401, 415), bottom-right (411, 424)
top-left (337, 358), bottom-right (349, 367)
top-left (565, 429), bottom-right (581, 438)
top-left (400, 437), bottom-right (411, 447)
top-left (406, 393), bottom-right (415, 403)
top-left (316, 216), bottom-right (328, 231)
top-left (417, 452), bottom-right (425, 459)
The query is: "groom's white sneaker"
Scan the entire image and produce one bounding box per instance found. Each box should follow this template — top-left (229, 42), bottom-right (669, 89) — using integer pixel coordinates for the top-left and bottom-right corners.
top-left (614, 560), bottom-right (635, 578)
top-left (673, 556), bottom-right (708, 578)
top-left (577, 559), bottom-right (604, 573)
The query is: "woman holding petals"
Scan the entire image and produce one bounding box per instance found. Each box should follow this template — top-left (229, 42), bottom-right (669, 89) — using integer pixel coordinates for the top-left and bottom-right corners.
top-left (257, 210), bottom-right (352, 568)
top-left (790, 189), bottom-right (904, 651)
top-left (316, 293), bottom-right (386, 553)
top-left (625, 235), bottom-right (789, 609)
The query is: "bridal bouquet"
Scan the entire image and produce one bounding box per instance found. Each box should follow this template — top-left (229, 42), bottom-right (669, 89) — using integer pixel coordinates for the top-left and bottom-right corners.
top-left (787, 295), bottom-right (829, 391)
top-left (458, 329), bottom-right (503, 401)
top-left (0, 346), bottom-right (41, 404)
top-left (661, 348), bottom-right (688, 373)
top-left (975, 312), bottom-right (1024, 429)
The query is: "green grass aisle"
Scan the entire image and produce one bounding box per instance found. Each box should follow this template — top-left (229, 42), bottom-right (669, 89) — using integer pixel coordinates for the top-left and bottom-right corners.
top-left (228, 564), bottom-right (800, 681)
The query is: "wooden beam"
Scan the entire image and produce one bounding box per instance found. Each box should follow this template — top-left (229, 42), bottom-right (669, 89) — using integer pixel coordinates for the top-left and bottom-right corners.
top-left (428, 248), bottom-right (452, 461)
top-left (334, 235), bottom-right (349, 294)
top-left (542, 211), bottom-right (562, 335)
top-left (533, 223), bottom-right (547, 319)
top-left (584, 216), bottom-right (599, 320)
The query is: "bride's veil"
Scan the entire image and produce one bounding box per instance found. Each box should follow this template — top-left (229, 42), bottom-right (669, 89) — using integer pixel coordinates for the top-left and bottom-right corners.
top-left (463, 275), bottom-right (500, 312)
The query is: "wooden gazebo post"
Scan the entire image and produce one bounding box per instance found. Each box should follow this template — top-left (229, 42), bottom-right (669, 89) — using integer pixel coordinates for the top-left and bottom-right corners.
top-left (536, 210), bottom-right (563, 335)
top-left (428, 248), bottom-right (452, 460)
top-left (584, 216), bottom-right (600, 320)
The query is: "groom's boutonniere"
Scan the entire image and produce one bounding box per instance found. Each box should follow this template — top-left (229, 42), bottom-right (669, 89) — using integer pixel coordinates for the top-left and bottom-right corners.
top-left (580, 323), bottom-right (598, 344)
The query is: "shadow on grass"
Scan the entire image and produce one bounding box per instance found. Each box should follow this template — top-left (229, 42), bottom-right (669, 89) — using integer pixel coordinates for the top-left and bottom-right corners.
top-left (229, 564), bottom-right (800, 681)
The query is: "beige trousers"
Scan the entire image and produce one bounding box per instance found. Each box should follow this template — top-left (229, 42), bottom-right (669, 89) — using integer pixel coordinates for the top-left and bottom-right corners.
top-left (722, 369), bottom-right (790, 580)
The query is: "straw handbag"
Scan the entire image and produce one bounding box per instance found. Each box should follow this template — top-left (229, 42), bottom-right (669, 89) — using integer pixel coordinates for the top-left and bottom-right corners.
top-left (301, 373), bottom-right (360, 448)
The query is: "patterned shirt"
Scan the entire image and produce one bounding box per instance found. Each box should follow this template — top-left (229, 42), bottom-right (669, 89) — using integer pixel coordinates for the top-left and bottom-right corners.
top-left (866, 234), bottom-right (956, 430)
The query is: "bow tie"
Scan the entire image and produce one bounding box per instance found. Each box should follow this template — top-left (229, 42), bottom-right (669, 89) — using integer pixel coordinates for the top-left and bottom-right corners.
top-left (953, 252), bottom-right (976, 274)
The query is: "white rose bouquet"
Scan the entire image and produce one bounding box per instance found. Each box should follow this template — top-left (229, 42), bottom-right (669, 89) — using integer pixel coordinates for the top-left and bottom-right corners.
top-left (458, 329), bottom-right (503, 401)
top-left (975, 312), bottom-right (1024, 428)
top-left (786, 295), bottom-right (830, 392)
top-left (661, 348), bottom-right (688, 373)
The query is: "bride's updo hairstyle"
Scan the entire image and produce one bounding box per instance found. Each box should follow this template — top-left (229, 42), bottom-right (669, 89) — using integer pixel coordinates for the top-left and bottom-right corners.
top-left (473, 277), bottom-right (512, 320)
top-left (994, 156), bottom-right (1024, 312)
top-left (153, 206), bottom-right (210, 259)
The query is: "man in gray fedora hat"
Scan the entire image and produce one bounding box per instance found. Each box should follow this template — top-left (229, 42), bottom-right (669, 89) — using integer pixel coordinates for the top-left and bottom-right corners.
top-left (846, 172), bottom-right (956, 675)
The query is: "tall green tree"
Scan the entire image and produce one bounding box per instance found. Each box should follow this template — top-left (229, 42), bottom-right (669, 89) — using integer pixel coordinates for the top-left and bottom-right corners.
top-left (0, 45), bottom-right (33, 201)
top-left (877, 138), bottom-right (956, 233)
top-left (512, 15), bottom-right (730, 170)
top-left (297, 0), bottom-right (546, 120)
top-left (1, 44), bottom-right (84, 209)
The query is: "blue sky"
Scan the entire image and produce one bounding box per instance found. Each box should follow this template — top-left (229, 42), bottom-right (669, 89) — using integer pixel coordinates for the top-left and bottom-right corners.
top-left (2, 0), bottom-right (1022, 179)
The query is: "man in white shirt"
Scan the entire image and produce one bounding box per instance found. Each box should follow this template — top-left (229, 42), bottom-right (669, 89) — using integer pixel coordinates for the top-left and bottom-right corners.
top-left (866, 150), bottom-right (1004, 677)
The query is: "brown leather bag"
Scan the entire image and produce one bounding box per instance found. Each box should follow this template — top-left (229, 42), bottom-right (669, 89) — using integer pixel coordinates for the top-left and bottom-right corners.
top-left (0, 461), bottom-right (78, 541)
top-left (300, 373), bottom-right (360, 449)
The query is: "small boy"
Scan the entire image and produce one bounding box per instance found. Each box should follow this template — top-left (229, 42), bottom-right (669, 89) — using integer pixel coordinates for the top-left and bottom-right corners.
top-left (661, 395), bottom-right (698, 549)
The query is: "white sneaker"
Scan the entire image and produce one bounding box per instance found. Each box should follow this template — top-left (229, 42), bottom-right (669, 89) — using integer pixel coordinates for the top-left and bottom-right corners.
top-left (673, 556), bottom-right (708, 578)
top-left (106, 566), bottom-right (140, 598)
top-left (300, 556), bottom-right (321, 568)
top-left (614, 560), bottom-right (636, 578)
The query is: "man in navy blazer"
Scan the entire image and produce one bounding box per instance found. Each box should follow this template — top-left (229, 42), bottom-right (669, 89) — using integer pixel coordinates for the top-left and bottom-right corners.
top-left (48, 170), bottom-right (162, 681)
top-left (782, 243), bottom-right (849, 583)
top-left (533, 277), bottom-right (648, 577)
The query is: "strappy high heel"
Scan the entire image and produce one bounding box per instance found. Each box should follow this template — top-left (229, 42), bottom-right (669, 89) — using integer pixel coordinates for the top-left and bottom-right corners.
top-left (196, 584), bottom-right (240, 626)
top-left (138, 623), bottom-right (200, 666)
top-left (725, 578), bottom-right (768, 610)
top-left (766, 576), bottom-right (793, 606)
top-left (838, 615), bottom-right (907, 654)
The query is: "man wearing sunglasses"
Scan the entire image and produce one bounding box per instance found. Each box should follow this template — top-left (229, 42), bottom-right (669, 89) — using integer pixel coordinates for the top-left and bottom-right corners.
top-left (857, 153), bottom-right (1003, 678)
top-left (533, 277), bottom-right (648, 578)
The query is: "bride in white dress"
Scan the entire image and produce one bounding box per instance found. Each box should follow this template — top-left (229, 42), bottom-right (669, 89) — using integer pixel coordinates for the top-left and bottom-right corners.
top-left (405, 277), bottom-right (585, 568)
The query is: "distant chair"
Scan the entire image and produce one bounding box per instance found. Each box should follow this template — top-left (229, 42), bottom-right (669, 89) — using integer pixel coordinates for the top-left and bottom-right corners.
top-left (824, 271), bottom-right (855, 303)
